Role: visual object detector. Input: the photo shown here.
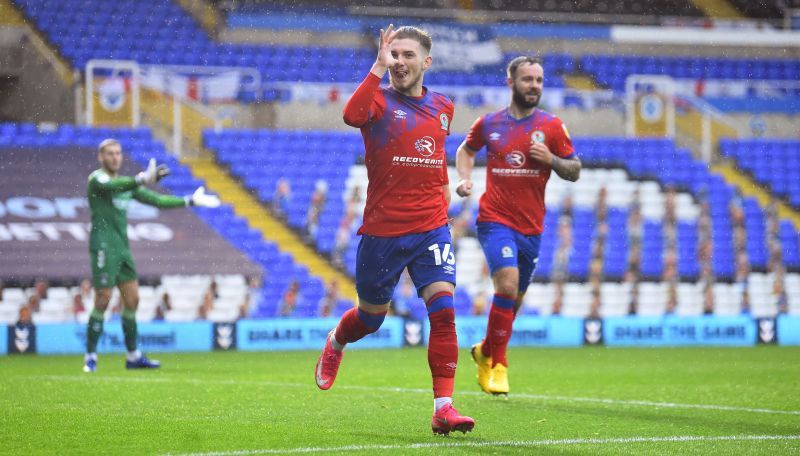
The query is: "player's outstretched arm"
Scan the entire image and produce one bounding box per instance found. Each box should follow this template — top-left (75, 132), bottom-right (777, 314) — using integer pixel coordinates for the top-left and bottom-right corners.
top-left (342, 25), bottom-right (398, 128)
top-left (133, 186), bottom-right (221, 209)
top-left (133, 186), bottom-right (190, 209)
top-left (455, 141), bottom-right (477, 197)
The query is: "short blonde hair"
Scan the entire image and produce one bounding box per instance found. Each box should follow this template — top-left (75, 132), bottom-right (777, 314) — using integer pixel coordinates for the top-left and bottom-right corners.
top-left (98, 138), bottom-right (120, 154)
top-left (395, 26), bottom-right (432, 54)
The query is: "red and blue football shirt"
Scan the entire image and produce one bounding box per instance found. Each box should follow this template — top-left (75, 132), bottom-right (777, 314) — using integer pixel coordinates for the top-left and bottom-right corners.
top-left (343, 72), bottom-right (454, 237)
top-left (465, 108), bottom-right (575, 236)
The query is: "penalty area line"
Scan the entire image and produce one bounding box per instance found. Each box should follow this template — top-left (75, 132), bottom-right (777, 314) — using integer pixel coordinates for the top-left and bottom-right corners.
top-left (167, 434), bottom-right (800, 456)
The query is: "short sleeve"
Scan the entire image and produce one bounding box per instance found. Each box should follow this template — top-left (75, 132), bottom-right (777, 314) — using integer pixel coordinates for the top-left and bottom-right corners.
top-left (549, 119), bottom-right (575, 159)
top-left (446, 100), bottom-right (455, 136)
top-left (465, 115), bottom-right (486, 152)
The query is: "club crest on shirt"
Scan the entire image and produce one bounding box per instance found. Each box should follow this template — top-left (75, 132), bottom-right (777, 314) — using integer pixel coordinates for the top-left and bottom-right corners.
top-left (414, 136), bottom-right (436, 157)
top-left (531, 130), bottom-right (546, 144)
top-left (505, 151), bottom-right (526, 168)
top-left (439, 113), bottom-right (449, 131)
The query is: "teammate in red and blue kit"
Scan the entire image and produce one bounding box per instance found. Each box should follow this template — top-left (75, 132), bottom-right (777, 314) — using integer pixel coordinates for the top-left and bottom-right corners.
top-left (314, 25), bottom-right (474, 435)
top-left (455, 56), bottom-right (581, 396)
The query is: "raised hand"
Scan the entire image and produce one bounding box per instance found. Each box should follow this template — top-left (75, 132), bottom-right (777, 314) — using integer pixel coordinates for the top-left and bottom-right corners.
top-left (372, 24), bottom-right (399, 75)
top-left (135, 158), bottom-right (158, 185)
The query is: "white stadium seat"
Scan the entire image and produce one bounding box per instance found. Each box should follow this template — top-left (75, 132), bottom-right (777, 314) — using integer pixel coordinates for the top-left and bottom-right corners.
top-left (676, 283), bottom-right (703, 316)
top-left (637, 282), bottom-right (668, 316)
top-left (562, 283), bottom-right (592, 318)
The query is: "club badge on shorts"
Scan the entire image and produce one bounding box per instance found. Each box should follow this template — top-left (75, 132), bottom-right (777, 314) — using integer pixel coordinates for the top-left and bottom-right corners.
top-left (531, 130), bottom-right (546, 144)
top-left (440, 113), bottom-right (449, 131)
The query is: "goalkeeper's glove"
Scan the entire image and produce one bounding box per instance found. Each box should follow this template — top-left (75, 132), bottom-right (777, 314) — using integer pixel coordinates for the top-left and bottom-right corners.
top-left (135, 158), bottom-right (169, 185)
top-left (135, 158), bottom-right (157, 185)
top-left (155, 164), bottom-right (170, 182)
top-left (185, 186), bottom-right (221, 208)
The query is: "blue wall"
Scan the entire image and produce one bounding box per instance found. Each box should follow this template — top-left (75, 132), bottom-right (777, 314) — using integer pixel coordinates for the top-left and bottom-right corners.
top-left (3, 315), bottom-right (798, 355)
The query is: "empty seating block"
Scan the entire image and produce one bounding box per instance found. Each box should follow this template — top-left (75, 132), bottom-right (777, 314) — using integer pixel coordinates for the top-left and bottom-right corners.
top-left (720, 139), bottom-right (800, 209)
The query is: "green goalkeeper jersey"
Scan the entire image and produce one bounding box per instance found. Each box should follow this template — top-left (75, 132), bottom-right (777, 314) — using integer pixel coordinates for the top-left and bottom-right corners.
top-left (87, 169), bottom-right (186, 251)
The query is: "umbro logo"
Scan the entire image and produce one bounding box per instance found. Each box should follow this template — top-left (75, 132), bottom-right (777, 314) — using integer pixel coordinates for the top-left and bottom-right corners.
top-left (443, 265), bottom-right (455, 275)
top-left (393, 109), bottom-right (407, 119)
top-left (489, 132), bottom-right (501, 141)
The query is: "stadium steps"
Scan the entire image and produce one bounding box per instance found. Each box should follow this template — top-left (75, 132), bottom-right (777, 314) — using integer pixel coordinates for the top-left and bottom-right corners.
top-left (0, 0), bottom-right (25, 25)
top-left (182, 157), bottom-right (358, 302)
top-left (139, 88), bottom-right (230, 157)
top-left (712, 161), bottom-right (800, 231)
top-left (0, 0), bottom-right (74, 86)
top-left (688, 0), bottom-right (746, 19)
top-left (562, 74), bottom-right (600, 90)
top-left (674, 110), bottom-right (737, 156)
top-left (174, 0), bottom-right (221, 39)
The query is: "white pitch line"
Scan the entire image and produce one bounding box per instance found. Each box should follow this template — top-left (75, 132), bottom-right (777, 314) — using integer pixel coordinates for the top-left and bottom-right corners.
top-left (168, 434), bottom-right (800, 456)
top-left (30, 375), bottom-right (800, 416)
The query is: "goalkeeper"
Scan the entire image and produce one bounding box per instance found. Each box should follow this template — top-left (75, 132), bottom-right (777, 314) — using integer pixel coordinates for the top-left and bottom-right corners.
top-left (83, 138), bottom-right (221, 373)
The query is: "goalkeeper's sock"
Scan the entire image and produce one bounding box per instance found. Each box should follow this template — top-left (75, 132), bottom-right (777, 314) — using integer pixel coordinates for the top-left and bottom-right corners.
top-left (126, 349), bottom-right (142, 362)
top-left (86, 308), bottom-right (105, 354)
top-left (121, 308), bottom-right (138, 353)
top-left (427, 293), bottom-right (457, 400)
top-left (332, 307), bottom-right (386, 350)
top-left (486, 294), bottom-right (516, 368)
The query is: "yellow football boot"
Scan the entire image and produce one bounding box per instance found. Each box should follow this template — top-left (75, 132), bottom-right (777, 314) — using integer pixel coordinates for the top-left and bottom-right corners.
top-left (488, 363), bottom-right (509, 396)
top-left (470, 342), bottom-right (492, 394)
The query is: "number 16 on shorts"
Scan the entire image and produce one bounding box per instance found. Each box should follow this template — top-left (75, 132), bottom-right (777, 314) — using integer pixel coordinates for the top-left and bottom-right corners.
top-left (428, 243), bottom-right (455, 274)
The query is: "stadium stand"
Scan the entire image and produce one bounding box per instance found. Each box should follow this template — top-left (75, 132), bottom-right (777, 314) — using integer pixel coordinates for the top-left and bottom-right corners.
top-left (725, 0), bottom-right (786, 19)
top-left (582, 55), bottom-right (800, 92)
top-left (204, 129), bottom-right (800, 318)
top-left (15, 0), bottom-right (799, 98)
top-left (213, 0), bottom-right (706, 20)
top-left (0, 123), bottom-right (354, 321)
top-left (2, 0), bottom-right (799, 324)
top-left (719, 138), bottom-right (800, 209)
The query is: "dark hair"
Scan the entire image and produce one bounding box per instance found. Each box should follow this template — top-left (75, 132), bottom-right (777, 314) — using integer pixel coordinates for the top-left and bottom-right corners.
top-left (507, 56), bottom-right (543, 80)
top-left (394, 26), bottom-right (433, 54)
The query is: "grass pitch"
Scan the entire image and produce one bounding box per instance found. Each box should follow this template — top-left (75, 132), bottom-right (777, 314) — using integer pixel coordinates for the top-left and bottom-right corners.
top-left (1, 346), bottom-right (799, 455)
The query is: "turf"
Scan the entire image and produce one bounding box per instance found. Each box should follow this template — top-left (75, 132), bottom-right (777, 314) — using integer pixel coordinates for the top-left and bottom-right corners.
top-left (1, 346), bottom-right (799, 455)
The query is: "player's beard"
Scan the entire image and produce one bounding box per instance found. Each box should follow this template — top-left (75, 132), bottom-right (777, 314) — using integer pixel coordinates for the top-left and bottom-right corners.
top-left (512, 83), bottom-right (540, 109)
